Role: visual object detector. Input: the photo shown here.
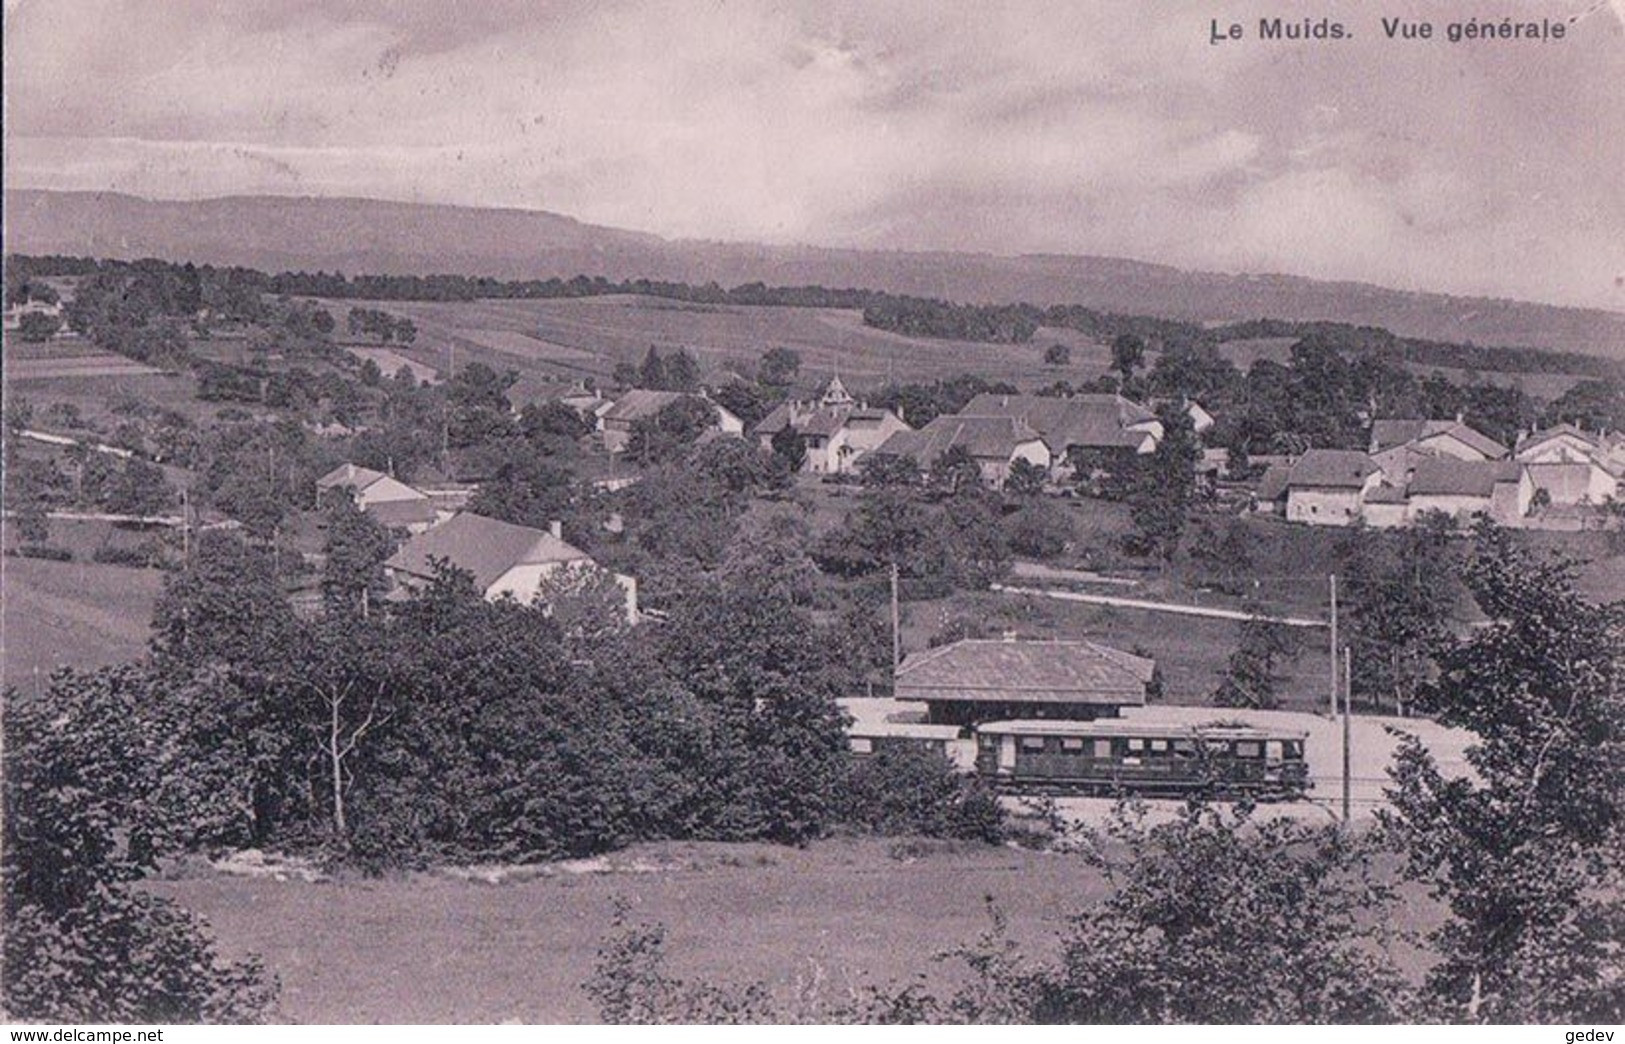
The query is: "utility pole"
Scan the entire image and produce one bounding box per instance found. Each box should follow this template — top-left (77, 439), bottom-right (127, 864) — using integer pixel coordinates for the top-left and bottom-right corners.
top-left (180, 486), bottom-right (190, 559)
top-left (1342, 644), bottom-right (1353, 827)
top-left (1328, 574), bottom-right (1339, 717)
top-left (890, 560), bottom-right (902, 680)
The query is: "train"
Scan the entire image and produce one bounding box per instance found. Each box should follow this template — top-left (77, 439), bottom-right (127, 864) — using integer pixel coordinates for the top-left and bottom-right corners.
top-left (974, 719), bottom-right (1312, 800)
top-left (846, 711), bottom-right (1313, 801)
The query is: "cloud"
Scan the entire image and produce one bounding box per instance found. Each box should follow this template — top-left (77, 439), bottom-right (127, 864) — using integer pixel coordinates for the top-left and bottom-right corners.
top-left (4, 0), bottom-right (1623, 307)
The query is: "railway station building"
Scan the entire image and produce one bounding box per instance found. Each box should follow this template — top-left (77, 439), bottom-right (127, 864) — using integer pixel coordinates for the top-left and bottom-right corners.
top-left (893, 636), bottom-right (1155, 727)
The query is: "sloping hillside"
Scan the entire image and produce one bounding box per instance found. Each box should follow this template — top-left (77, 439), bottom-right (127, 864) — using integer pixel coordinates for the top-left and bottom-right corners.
top-left (7, 189), bottom-right (1625, 356)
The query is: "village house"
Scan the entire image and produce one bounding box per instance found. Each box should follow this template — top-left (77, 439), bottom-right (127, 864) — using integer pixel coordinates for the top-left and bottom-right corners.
top-left (384, 512), bottom-right (638, 622)
top-left (956, 392), bottom-right (1162, 478)
top-left (752, 377), bottom-right (910, 475)
top-left (1281, 449), bottom-right (1382, 526)
top-left (1514, 424), bottom-right (1624, 505)
top-left (315, 463), bottom-right (441, 533)
top-left (873, 414), bottom-right (1051, 488)
top-left (1369, 417), bottom-right (1509, 486)
top-left (597, 389), bottom-right (744, 454)
top-left (1404, 458), bottom-right (1532, 526)
top-left (892, 636), bottom-right (1155, 727)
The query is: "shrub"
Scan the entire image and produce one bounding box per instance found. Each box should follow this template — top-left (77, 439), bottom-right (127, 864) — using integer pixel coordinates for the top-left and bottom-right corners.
top-left (92, 544), bottom-right (161, 568)
top-left (11, 544), bottom-right (73, 561)
top-left (839, 745), bottom-right (1004, 843)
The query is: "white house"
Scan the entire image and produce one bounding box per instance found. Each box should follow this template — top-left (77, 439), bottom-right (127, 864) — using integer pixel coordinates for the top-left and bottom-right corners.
top-left (752, 378), bottom-right (910, 475)
top-left (1515, 424), bottom-right (1623, 505)
top-left (385, 512), bottom-right (639, 623)
top-left (1282, 449), bottom-right (1382, 526)
top-left (315, 463), bottom-right (440, 532)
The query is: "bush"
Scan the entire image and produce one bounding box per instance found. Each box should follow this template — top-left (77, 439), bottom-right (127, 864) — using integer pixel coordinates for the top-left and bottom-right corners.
top-left (10, 544), bottom-right (73, 561)
top-left (92, 544), bottom-right (162, 568)
top-left (839, 745), bottom-right (1004, 843)
top-left (1004, 501), bottom-right (1075, 559)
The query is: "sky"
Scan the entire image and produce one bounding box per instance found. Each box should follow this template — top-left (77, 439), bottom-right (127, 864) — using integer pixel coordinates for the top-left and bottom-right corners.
top-left (5, 0), bottom-right (1624, 309)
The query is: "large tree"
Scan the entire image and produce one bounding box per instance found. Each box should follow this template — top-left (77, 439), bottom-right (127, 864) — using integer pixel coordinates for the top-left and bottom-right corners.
top-left (1382, 523), bottom-right (1625, 1022)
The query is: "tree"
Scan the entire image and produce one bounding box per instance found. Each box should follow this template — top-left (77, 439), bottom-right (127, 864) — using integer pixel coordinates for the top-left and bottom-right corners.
top-left (1004, 500), bottom-right (1075, 559)
top-left (1111, 333), bottom-right (1146, 382)
top-left (1029, 804), bottom-right (1412, 1022)
top-left (1044, 343), bottom-right (1071, 367)
top-left (626, 396), bottom-right (717, 464)
top-left (16, 310), bottom-right (61, 342)
top-left (758, 346), bottom-right (802, 389)
top-left (102, 457), bottom-right (174, 517)
top-left (1382, 523), bottom-right (1625, 1022)
top-left (3, 668), bottom-right (278, 1022)
top-left (928, 445), bottom-right (983, 498)
top-left (1125, 405), bottom-right (1200, 564)
top-left (1212, 608), bottom-right (1300, 709)
top-left (151, 532), bottom-right (298, 677)
top-left (1004, 458), bottom-right (1048, 498)
top-left (465, 448), bottom-right (577, 530)
top-left (857, 452), bottom-right (921, 489)
top-left (321, 493), bottom-right (396, 618)
top-left (769, 426), bottom-right (807, 473)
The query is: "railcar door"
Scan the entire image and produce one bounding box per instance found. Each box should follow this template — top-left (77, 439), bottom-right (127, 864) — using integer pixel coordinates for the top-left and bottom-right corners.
top-left (998, 734), bottom-right (1017, 773)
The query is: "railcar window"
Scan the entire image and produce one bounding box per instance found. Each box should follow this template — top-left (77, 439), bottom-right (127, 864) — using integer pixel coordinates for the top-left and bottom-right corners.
top-left (1266, 740), bottom-right (1284, 760)
top-left (979, 734), bottom-right (997, 749)
top-left (1020, 736), bottom-right (1047, 752)
top-left (1173, 740), bottom-right (1196, 758)
top-left (1061, 737), bottom-right (1085, 752)
top-left (1235, 741), bottom-right (1262, 758)
top-left (1150, 739), bottom-right (1169, 753)
top-left (1204, 739), bottom-right (1229, 752)
top-left (1128, 738), bottom-right (1145, 751)
top-left (1286, 741), bottom-right (1304, 759)
top-left (1093, 739), bottom-right (1113, 758)
top-left (851, 738), bottom-right (873, 754)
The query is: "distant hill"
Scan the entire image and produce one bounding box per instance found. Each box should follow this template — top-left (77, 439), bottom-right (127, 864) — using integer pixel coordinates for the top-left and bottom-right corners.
top-left (7, 189), bottom-right (1624, 357)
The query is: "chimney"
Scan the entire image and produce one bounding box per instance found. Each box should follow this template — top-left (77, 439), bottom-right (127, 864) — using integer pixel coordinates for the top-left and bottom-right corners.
top-left (549, 520), bottom-right (563, 540)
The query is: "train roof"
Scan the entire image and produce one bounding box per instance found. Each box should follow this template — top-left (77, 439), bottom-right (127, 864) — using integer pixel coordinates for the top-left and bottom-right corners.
top-left (976, 719), bottom-right (1308, 742)
top-left (848, 722), bottom-right (966, 741)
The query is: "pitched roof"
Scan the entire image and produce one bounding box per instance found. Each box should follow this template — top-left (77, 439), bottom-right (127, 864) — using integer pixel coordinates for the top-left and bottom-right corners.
top-left (1255, 464), bottom-right (1292, 502)
top-left (876, 414), bottom-right (1044, 464)
top-left (1517, 423), bottom-right (1601, 455)
top-left (601, 389), bottom-right (690, 423)
top-left (386, 512), bottom-right (590, 591)
top-left (960, 392), bottom-right (1156, 450)
top-left (1407, 458), bottom-right (1524, 498)
top-left (893, 638), bottom-right (1153, 705)
top-left (317, 463), bottom-right (390, 491)
top-left (365, 497), bottom-right (440, 529)
top-left (1371, 418), bottom-right (1507, 459)
top-left (1286, 449), bottom-right (1380, 490)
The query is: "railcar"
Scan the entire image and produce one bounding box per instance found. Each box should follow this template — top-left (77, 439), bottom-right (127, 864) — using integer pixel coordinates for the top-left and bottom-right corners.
top-left (973, 719), bottom-right (1312, 800)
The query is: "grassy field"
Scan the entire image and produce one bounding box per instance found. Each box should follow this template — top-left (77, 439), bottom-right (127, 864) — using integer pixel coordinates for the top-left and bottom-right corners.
top-left (0, 549), bottom-right (161, 688)
top-left (321, 295), bottom-right (1115, 396)
top-left (146, 834), bottom-right (1441, 1023)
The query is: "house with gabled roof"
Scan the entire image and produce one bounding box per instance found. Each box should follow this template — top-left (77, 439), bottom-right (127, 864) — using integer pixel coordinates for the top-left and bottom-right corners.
top-left (873, 415), bottom-right (1051, 488)
top-left (1369, 417), bottom-right (1509, 487)
top-left (1282, 449), bottom-right (1382, 526)
top-left (1514, 424), bottom-right (1624, 505)
top-left (893, 636), bottom-right (1155, 726)
top-left (1405, 458), bottom-right (1532, 525)
top-left (752, 378), bottom-right (911, 475)
top-left (959, 392), bottom-right (1162, 461)
top-left (315, 463), bottom-right (440, 533)
top-left (598, 390), bottom-right (744, 454)
top-left (385, 512), bottom-right (638, 622)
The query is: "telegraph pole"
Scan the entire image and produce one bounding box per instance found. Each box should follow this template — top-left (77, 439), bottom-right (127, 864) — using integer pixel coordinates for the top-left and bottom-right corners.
top-left (1328, 574), bottom-right (1339, 717)
top-left (1342, 645), bottom-right (1353, 826)
top-left (890, 560), bottom-right (902, 679)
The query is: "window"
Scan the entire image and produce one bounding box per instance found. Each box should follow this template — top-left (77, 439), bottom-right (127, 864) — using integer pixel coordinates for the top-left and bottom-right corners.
top-left (851, 738), bottom-right (873, 754)
top-left (1093, 739), bottom-right (1113, 758)
top-left (1173, 740), bottom-right (1196, 758)
top-left (1128, 738), bottom-right (1145, 751)
top-left (1061, 737), bottom-right (1085, 752)
top-left (1266, 741), bottom-right (1284, 761)
top-left (1150, 739), bottom-right (1169, 753)
top-left (1235, 741), bottom-right (1262, 759)
top-left (1021, 736), bottom-right (1047, 752)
